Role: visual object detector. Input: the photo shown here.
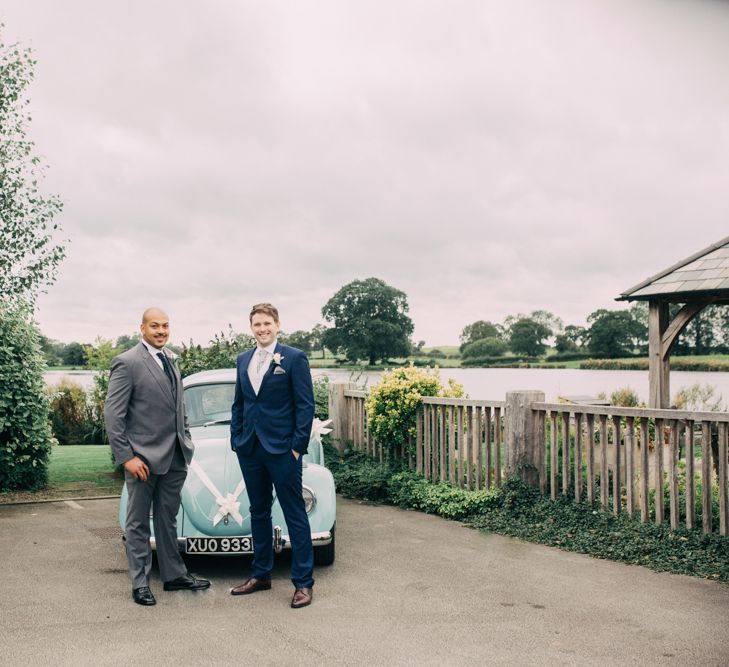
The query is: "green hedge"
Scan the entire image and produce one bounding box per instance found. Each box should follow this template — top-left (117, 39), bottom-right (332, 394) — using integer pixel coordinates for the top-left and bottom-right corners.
top-left (325, 443), bottom-right (729, 582)
top-left (580, 357), bottom-right (729, 372)
top-left (462, 359), bottom-right (567, 369)
top-left (0, 304), bottom-right (55, 491)
top-left (461, 355), bottom-right (539, 367)
top-left (547, 352), bottom-right (592, 362)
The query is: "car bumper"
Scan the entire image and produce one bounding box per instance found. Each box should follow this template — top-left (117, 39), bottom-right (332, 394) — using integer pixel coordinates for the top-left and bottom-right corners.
top-left (148, 525), bottom-right (333, 554)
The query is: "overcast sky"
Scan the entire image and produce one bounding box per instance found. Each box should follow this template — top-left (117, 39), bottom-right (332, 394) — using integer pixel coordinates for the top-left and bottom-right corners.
top-left (3, 0), bottom-right (729, 346)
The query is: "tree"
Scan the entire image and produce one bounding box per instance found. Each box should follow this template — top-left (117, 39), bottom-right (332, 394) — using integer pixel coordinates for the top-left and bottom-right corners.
top-left (714, 305), bottom-right (729, 353)
top-left (308, 323), bottom-right (327, 358)
top-left (411, 340), bottom-right (426, 356)
top-left (629, 302), bottom-right (649, 353)
top-left (508, 318), bottom-right (552, 357)
top-left (0, 30), bottom-right (65, 306)
top-left (459, 320), bottom-right (503, 351)
top-left (461, 337), bottom-right (508, 359)
top-left (554, 334), bottom-right (577, 353)
top-left (586, 308), bottom-right (646, 358)
top-left (179, 327), bottom-right (253, 377)
top-left (321, 277), bottom-right (414, 365)
top-left (83, 337), bottom-right (123, 444)
top-left (672, 304), bottom-right (729, 355)
top-left (554, 324), bottom-right (587, 354)
top-left (38, 334), bottom-right (64, 366)
top-left (563, 324), bottom-right (587, 347)
top-left (61, 341), bottom-right (86, 366)
top-left (115, 333), bottom-right (141, 352)
top-left (282, 329), bottom-right (312, 353)
top-left (503, 310), bottom-right (563, 338)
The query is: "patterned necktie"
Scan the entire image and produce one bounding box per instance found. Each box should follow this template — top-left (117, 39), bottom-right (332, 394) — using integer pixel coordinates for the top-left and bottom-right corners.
top-left (256, 349), bottom-right (268, 374)
top-left (156, 352), bottom-right (174, 385)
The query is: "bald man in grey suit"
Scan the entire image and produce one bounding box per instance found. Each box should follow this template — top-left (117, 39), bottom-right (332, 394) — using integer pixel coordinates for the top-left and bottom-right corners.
top-left (105, 307), bottom-right (210, 606)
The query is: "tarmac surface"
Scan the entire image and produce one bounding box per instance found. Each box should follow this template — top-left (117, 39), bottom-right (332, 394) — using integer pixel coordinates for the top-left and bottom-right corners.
top-left (1, 496), bottom-right (728, 666)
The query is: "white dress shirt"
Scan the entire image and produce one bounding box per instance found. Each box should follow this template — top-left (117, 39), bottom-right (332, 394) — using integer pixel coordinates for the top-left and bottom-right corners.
top-left (247, 340), bottom-right (277, 394)
top-left (142, 340), bottom-right (168, 370)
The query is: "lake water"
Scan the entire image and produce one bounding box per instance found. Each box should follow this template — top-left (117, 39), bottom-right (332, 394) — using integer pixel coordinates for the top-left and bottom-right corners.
top-left (44, 367), bottom-right (729, 406)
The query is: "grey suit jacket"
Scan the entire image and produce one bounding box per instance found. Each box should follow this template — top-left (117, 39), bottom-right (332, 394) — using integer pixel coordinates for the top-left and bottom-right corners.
top-left (104, 343), bottom-right (194, 475)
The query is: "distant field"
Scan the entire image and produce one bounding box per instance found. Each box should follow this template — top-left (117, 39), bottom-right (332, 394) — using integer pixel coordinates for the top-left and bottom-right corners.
top-left (421, 345), bottom-right (460, 356)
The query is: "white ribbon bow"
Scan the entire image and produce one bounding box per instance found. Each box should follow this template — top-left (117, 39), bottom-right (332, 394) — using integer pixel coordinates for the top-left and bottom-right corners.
top-left (188, 421), bottom-right (330, 527)
top-left (189, 460), bottom-right (246, 526)
top-left (214, 492), bottom-right (244, 526)
top-left (311, 418), bottom-right (333, 442)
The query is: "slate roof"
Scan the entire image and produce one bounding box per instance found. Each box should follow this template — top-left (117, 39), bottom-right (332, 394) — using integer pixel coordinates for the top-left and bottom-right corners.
top-left (618, 236), bottom-right (729, 302)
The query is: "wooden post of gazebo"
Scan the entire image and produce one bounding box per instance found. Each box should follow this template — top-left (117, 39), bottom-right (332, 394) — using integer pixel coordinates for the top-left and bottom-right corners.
top-left (647, 302), bottom-right (669, 409)
top-left (618, 236), bottom-right (729, 408)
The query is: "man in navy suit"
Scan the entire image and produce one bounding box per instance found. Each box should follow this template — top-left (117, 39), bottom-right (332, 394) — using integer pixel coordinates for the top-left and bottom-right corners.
top-left (229, 303), bottom-right (316, 608)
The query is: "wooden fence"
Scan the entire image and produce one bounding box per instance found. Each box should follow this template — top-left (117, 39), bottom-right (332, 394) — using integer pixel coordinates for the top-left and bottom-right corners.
top-left (343, 390), bottom-right (506, 490)
top-left (533, 403), bottom-right (729, 535)
top-left (334, 385), bottom-right (729, 536)
top-left (419, 397), bottom-right (506, 490)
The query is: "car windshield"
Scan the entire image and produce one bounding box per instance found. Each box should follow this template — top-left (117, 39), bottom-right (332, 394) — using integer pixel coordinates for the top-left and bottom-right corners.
top-left (184, 382), bottom-right (235, 427)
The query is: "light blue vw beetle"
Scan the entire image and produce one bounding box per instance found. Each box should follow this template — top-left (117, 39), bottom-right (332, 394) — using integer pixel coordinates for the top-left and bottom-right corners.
top-left (118, 368), bottom-right (336, 565)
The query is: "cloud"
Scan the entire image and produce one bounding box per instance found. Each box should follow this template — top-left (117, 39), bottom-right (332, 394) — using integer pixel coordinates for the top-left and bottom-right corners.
top-left (2, 0), bottom-right (728, 345)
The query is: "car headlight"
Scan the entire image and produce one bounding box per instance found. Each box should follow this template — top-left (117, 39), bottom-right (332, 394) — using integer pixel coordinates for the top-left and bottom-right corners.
top-left (302, 485), bottom-right (316, 514)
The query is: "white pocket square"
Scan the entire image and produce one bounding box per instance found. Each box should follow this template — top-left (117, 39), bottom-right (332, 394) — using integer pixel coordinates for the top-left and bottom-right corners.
top-left (273, 366), bottom-right (286, 374)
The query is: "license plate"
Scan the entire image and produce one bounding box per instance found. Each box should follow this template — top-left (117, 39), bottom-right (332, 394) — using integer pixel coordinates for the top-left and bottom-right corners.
top-left (185, 536), bottom-right (253, 554)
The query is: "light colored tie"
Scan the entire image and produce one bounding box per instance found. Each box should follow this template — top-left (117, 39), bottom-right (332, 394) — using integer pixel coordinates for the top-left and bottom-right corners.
top-left (256, 349), bottom-right (268, 374)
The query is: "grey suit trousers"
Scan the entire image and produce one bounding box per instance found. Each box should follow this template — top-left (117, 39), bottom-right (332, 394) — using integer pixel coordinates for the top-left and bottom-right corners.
top-left (124, 444), bottom-right (188, 588)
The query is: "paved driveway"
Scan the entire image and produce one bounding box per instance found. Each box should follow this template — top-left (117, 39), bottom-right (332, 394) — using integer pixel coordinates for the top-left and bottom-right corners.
top-left (0, 496), bottom-right (727, 666)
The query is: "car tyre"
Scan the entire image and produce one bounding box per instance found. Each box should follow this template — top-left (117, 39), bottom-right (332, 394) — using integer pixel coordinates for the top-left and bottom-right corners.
top-left (314, 523), bottom-right (335, 566)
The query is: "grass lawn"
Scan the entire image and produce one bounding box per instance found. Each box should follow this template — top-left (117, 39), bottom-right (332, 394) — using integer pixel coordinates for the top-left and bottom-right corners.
top-left (0, 445), bottom-right (124, 504)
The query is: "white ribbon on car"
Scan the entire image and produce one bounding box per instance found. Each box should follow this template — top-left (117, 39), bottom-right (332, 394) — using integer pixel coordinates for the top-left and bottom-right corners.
top-left (188, 460), bottom-right (246, 526)
top-left (311, 418), bottom-right (333, 442)
top-left (187, 420), bottom-right (331, 527)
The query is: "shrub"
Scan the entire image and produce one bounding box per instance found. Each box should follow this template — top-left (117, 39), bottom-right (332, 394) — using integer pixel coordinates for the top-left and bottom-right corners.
top-left (313, 375), bottom-right (329, 420)
top-left (672, 358), bottom-right (729, 372)
top-left (610, 386), bottom-right (642, 407)
top-left (461, 337), bottom-right (508, 359)
top-left (673, 383), bottom-right (726, 412)
top-left (366, 365), bottom-right (465, 458)
top-left (580, 358), bottom-right (647, 370)
top-left (581, 358), bottom-right (729, 372)
top-left (548, 352), bottom-right (591, 362)
top-left (47, 379), bottom-right (91, 445)
top-left (0, 304), bottom-right (55, 491)
top-left (84, 338), bottom-right (119, 445)
top-left (179, 327), bottom-right (253, 376)
top-left (460, 355), bottom-right (540, 367)
top-left (411, 357), bottom-right (439, 367)
top-left (323, 442), bottom-right (729, 582)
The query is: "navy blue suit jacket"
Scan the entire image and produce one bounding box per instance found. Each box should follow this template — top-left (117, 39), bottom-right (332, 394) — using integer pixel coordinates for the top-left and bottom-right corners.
top-left (230, 343), bottom-right (315, 456)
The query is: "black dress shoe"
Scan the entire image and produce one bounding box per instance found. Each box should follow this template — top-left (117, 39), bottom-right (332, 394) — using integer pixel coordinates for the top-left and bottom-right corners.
top-left (132, 586), bottom-right (156, 606)
top-left (163, 573), bottom-right (211, 591)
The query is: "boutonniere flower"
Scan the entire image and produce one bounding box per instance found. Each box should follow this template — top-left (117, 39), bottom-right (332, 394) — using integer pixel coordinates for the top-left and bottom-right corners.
top-left (272, 352), bottom-right (284, 366)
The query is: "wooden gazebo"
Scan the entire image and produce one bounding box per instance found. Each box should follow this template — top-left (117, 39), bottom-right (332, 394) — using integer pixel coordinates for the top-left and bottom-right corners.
top-left (617, 236), bottom-right (729, 408)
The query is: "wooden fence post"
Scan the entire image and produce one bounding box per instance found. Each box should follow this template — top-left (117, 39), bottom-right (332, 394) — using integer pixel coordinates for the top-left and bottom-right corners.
top-left (505, 390), bottom-right (545, 488)
top-left (328, 382), bottom-right (355, 451)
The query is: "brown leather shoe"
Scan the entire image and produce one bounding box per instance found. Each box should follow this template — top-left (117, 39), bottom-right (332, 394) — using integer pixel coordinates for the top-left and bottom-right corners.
top-left (230, 577), bottom-right (272, 596)
top-left (291, 587), bottom-right (313, 608)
